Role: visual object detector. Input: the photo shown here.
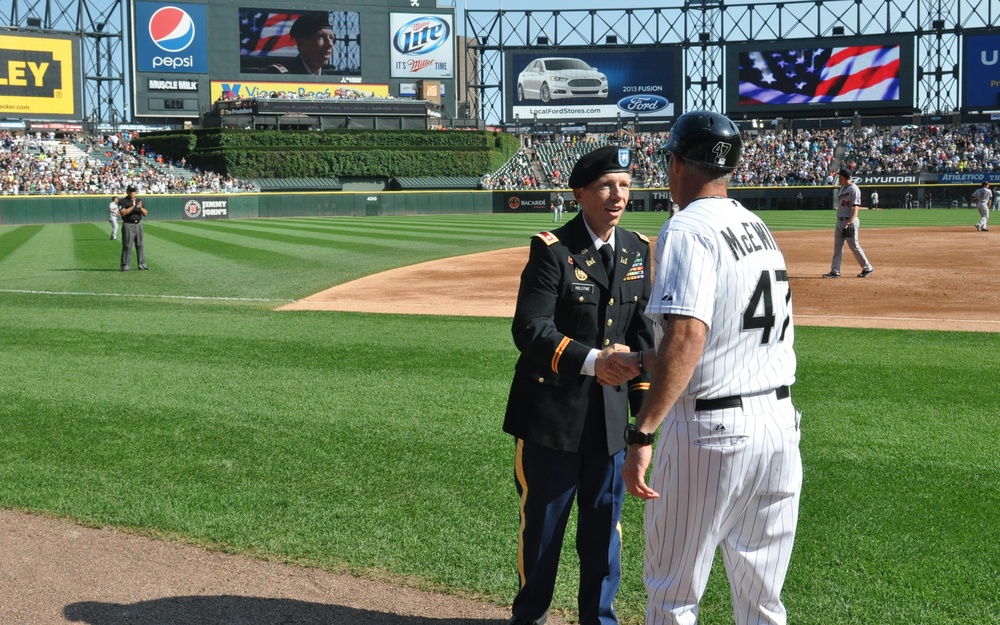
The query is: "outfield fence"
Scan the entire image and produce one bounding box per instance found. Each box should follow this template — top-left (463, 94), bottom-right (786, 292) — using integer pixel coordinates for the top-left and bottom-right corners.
top-left (0, 184), bottom-right (986, 225)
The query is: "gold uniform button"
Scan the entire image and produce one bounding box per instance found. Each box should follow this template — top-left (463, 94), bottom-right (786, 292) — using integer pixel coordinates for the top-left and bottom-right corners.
top-left (579, 296), bottom-right (585, 303)
top-left (633, 295), bottom-right (639, 302)
top-left (537, 377), bottom-right (545, 383)
top-left (609, 298), bottom-right (615, 306)
top-left (603, 339), bottom-right (610, 346)
top-left (607, 319), bottom-right (613, 327)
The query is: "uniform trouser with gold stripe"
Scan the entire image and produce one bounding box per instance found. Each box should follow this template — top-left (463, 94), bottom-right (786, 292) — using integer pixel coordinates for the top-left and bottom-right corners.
top-left (513, 439), bottom-right (625, 625)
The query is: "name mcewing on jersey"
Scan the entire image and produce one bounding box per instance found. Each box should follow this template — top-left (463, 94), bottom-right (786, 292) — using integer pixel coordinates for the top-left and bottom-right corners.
top-left (720, 222), bottom-right (779, 262)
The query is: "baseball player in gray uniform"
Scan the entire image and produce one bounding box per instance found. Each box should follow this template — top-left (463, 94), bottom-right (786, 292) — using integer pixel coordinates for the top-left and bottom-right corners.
top-left (823, 167), bottom-right (874, 278)
top-left (972, 181), bottom-right (991, 231)
top-left (615, 110), bottom-right (802, 625)
top-left (108, 196), bottom-right (120, 240)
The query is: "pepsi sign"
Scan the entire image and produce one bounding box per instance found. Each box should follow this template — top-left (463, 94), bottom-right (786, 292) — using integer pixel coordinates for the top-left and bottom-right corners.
top-left (135, 2), bottom-right (207, 74)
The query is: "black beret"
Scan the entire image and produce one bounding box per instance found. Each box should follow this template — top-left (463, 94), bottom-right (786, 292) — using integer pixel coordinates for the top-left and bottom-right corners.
top-left (568, 146), bottom-right (632, 188)
top-left (838, 167), bottom-right (852, 179)
top-left (290, 12), bottom-right (332, 38)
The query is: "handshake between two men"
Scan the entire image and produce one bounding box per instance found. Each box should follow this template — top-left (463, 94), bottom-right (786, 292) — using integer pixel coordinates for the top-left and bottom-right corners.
top-left (594, 344), bottom-right (642, 387)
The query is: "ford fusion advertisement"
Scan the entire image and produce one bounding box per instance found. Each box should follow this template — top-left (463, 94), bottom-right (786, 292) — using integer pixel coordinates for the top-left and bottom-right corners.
top-left (506, 47), bottom-right (681, 122)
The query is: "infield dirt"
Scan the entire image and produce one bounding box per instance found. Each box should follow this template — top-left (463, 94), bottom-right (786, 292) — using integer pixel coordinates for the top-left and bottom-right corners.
top-left (281, 227), bottom-right (1000, 333)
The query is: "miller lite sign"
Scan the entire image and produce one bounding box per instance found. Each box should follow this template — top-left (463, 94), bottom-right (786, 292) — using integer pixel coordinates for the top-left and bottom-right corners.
top-left (134, 2), bottom-right (208, 74)
top-left (389, 13), bottom-right (453, 79)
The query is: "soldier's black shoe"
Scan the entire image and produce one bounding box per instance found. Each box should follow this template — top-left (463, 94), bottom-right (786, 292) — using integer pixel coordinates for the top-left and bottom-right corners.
top-left (507, 613), bottom-right (548, 625)
top-left (822, 272), bottom-right (840, 278)
top-left (857, 268), bottom-right (875, 278)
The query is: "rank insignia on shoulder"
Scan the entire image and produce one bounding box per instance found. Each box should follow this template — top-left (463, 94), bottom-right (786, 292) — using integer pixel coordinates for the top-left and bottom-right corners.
top-left (534, 231), bottom-right (559, 246)
top-left (633, 231), bottom-right (650, 244)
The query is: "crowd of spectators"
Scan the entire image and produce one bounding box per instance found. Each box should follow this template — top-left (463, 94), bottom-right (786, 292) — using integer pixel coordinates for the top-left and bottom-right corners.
top-left (483, 123), bottom-right (1000, 190)
top-left (5, 122), bottom-right (999, 196)
top-left (0, 130), bottom-right (253, 196)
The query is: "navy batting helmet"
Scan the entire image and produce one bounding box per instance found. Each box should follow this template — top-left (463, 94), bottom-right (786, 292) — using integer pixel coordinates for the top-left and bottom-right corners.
top-left (660, 110), bottom-right (742, 171)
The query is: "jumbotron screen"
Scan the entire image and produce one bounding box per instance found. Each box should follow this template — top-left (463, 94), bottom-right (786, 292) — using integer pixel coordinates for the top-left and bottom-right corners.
top-left (726, 35), bottom-right (914, 116)
top-left (238, 7), bottom-right (361, 77)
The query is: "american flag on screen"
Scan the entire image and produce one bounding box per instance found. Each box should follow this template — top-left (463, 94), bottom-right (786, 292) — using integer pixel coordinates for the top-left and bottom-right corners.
top-left (240, 10), bottom-right (299, 58)
top-left (738, 45), bottom-right (900, 105)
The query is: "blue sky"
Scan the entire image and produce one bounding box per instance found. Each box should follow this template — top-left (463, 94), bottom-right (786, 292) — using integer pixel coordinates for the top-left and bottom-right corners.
top-left (454, 1), bottom-right (687, 24)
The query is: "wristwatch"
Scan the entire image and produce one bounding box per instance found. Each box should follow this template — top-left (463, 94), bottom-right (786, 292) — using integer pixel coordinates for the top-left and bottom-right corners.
top-left (624, 423), bottom-right (656, 446)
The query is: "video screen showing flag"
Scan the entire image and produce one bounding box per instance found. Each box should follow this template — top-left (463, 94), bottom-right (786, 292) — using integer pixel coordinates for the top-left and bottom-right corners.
top-left (726, 37), bottom-right (914, 116)
top-left (238, 7), bottom-right (361, 78)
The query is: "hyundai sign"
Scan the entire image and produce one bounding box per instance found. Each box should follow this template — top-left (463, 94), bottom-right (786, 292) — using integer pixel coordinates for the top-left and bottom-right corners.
top-left (134, 2), bottom-right (208, 74)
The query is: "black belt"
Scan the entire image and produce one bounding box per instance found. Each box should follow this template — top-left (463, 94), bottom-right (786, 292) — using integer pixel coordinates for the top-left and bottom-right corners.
top-left (694, 386), bottom-right (790, 411)
top-left (838, 217), bottom-right (850, 221)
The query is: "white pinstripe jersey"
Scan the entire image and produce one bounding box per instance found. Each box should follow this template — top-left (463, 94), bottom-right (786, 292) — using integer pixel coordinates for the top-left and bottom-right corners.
top-left (646, 196), bottom-right (796, 399)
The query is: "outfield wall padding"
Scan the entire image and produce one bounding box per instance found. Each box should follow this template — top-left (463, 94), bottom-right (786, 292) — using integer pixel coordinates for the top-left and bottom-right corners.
top-left (0, 185), bottom-right (977, 225)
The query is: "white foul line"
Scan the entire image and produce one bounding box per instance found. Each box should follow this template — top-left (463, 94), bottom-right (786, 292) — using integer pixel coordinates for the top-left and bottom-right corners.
top-left (796, 313), bottom-right (1000, 326)
top-left (0, 289), bottom-right (293, 303)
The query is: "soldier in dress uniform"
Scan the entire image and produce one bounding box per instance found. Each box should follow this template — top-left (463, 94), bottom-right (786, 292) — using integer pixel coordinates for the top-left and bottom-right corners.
top-left (265, 12), bottom-right (337, 75)
top-left (503, 145), bottom-right (655, 625)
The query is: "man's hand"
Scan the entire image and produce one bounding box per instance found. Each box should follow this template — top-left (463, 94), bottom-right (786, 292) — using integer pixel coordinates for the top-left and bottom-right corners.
top-left (623, 442), bottom-right (659, 499)
top-left (595, 344), bottom-right (638, 386)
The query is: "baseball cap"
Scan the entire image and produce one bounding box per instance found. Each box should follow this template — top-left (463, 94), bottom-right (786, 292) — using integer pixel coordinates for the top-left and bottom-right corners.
top-left (126, 184), bottom-right (138, 193)
top-left (837, 167), bottom-right (852, 179)
top-left (568, 146), bottom-right (632, 188)
top-left (290, 12), bottom-right (333, 38)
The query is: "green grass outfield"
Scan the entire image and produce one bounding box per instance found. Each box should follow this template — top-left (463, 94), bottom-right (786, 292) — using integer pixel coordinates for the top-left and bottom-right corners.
top-left (1, 209), bottom-right (998, 624)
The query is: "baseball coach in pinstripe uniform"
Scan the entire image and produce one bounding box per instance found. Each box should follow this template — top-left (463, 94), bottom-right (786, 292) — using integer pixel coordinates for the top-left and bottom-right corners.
top-left (503, 145), bottom-right (655, 625)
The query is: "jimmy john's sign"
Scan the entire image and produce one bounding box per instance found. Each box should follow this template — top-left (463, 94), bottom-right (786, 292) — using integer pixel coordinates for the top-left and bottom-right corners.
top-left (182, 197), bottom-right (229, 219)
top-left (0, 34), bottom-right (79, 117)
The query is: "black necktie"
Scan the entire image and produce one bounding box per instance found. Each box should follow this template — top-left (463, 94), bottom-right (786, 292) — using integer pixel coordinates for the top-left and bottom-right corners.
top-left (599, 245), bottom-right (614, 279)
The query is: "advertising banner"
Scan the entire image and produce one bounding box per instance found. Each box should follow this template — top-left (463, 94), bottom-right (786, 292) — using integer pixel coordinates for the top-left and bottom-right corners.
top-left (0, 34), bottom-right (79, 118)
top-left (211, 80), bottom-right (388, 101)
top-left (506, 47), bottom-right (681, 122)
top-left (963, 32), bottom-right (1000, 110)
top-left (389, 13), bottom-right (454, 79)
top-left (134, 2), bottom-right (208, 74)
top-left (182, 197), bottom-right (229, 219)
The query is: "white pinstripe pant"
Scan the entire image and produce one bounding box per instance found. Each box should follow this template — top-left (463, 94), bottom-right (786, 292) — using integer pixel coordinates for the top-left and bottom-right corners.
top-left (643, 393), bottom-right (802, 625)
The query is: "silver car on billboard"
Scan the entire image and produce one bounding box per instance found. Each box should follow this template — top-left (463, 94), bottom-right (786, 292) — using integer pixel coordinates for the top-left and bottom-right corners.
top-left (516, 57), bottom-right (609, 102)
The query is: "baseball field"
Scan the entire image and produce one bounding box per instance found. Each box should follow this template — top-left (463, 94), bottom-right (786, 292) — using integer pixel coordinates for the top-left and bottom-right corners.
top-left (1, 208), bottom-right (998, 624)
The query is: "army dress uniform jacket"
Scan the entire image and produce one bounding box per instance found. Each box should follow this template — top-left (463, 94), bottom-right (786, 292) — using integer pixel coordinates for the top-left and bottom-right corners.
top-left (504, 213), bottom-right (654, 456)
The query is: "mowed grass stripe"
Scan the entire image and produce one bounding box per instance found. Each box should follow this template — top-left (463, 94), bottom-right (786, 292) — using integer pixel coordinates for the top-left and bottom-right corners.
top-left (278, 215), bottom-right (539, 243)
top-left (148, 222), bottom-right (307, 268)
top-left (70, 223), bottom-right (115, 270)
top-left (0, 224), bottom-right (43, 263)
top-left (166, 219), bottom-right (406, 253)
